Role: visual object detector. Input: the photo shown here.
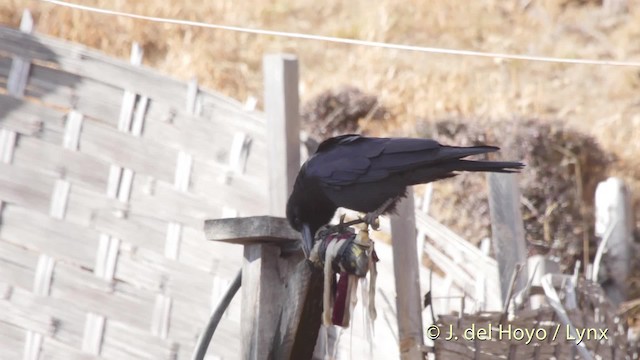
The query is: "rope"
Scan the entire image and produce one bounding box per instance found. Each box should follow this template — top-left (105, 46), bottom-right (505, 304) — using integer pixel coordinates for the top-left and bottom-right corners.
top-left (39, 0), bottom-right (640, 67)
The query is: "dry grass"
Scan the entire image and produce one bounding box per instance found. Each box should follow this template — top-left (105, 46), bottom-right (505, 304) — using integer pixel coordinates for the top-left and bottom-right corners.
top-left (2, 0), bottom-right (640, 225)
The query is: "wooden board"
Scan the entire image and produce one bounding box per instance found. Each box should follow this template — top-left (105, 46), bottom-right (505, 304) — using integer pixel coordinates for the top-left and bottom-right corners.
top-left (0, 205), bottom-right (99, 268)
top-left (0, 28), bottom-right (188, 109)
top-left (0, 94), bottom-right (64, 134)
top-left (0, 239), bottom-right (39, 290)
top-left (100, 318), bottom-right (178, 360)
top-left (8, 285), bottom-right (87, 347)
top-left (204, 216), bottom-right (299, 245)
top-left (25, 63), bottom-right (124, 127)
top-left (13, 136), bottom-right (110, 193)
top-left (91, 210), bottom-right (167, 255)
top-left (0, 162), bottom-right (55, 214)
top-left (0, 321), bottom-right (24, 360)
top-left (49, 262), bottom-right (155, 330)
top-left (41, 337), bottom-right (104, 360)
top-left (79, 119), bottom-right (177, 184)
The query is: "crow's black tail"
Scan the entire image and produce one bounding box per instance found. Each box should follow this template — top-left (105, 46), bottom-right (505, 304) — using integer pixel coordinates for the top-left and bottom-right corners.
top-left (404, 159), bottom-right (524, 185)
top-left (452, 159), bottom-right (525, 173)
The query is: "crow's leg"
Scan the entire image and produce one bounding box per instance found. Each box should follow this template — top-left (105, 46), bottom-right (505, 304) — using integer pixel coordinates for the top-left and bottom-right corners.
top-left (320, 197), bottom-right (399, 235)
top-left (363, 196), bottom-right (398, 230)
top-left (321, 214), bottom-right (363, 235)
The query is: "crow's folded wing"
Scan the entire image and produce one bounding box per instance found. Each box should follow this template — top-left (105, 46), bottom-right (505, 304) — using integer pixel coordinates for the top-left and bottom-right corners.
top-left (305, 135), bottom-right (492, 187)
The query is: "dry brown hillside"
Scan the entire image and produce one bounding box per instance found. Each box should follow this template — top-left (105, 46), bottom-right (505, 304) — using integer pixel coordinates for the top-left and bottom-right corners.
top-left (2, 1), bottom-right (639, 253)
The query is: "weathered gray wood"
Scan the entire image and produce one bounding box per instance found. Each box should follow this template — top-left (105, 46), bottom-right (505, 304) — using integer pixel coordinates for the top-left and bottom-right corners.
top-left (49, 110), bottom-right (80, 224)
top-left (114, 246), bottom-right (220, 301)
top-left (389, 189), bottom-right (424, 359)
top-left (25, 63), bottom-right (129, 126)
top-left (186, 77), bottom-right (200, 115)
top-left (40, 337), bottom-right (104, 360)
top-left (0, 95), bottom-right (63, 135)
top-left (205, 216), bottom-right (325, 359)
top-left (0, 162), bottom-right (55, 214)
top-left (190, 158), bottom-right (268, 209)
top-left (80, 120), bottom-right (177, 184)
top-left (0, 27), bottom-right (188, 109)
top-left (0, 129), bottom-right (18, 163)
top-left (49, 264), bottom-right (156, 330)
top-left (0, 321), bottom-right (26, 359)
top-left (0, 25), bottom-right (256, 117)
top-left (1, 205), bottom-right (99, 269)
top-left (526, 255), bottom-right (560, 309)
top-left (263, 54), bottom-right (300, 217)
top-left (142, 110), bottom-right (266, 175)
top-left (424, 243), bottom-right (476, 294)
top-left (81, 313), bottom-right (105, 354)
top-left (151, 294), bottom-right (172, 339)
top-left (415, 212), bottom-right (498, 273)
top-left (540, 274), bottom-right (593, 360)
top-left (63, 111), bottom-right (84, 151)
top-left (241, 243), bottom-right (321, 360)
top-left (593, 177), bottom-right (632, 306)
top-left (7, 10), bottom-right (33, 97)
top-left (416, 211), bottom-right (502, 310)
top-left (148, 98), bottom-right (265, 138)
top-left (131, 96), bottom-right (148, 137)
top-left (100, 318), bottom-right (178, 360)
top-left (128, 186), bottom-right (223, 230)
top-left (91, 210), bottom-right (166, 253)
top-left (0, 241), bottom-right (39, 290)
top-left (198, 86), bottom-right (252, 113)
top-left (0, 300), bottom-right (55, 336)
top-left (487, 173), bottom-right (528, 307)
top-left (241, 244), bottom-right (279, 359)
top-left (2, 11), bottom-right (33, 233)
top-left (8, 284), bottom-right (94, 349)
top-left (94, 235), bottom-right (120, 281)
top-left (205, 216), bottom-right (299, 245)
top-left (164, 142), bottom-right (193, 260)
top-left (14, 136), bottom-right (109, 193)
top-left (103, 45), bottom-right (146, 308)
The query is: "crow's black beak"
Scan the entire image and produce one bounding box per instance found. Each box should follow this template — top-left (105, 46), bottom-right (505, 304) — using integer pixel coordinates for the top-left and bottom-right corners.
top-left (301, 223), bottom-right (314, 258)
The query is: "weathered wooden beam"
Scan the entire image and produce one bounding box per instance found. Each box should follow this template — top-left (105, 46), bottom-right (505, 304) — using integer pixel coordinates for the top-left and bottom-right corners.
top-left (205, 216), bottom-right (320, 360)
top-left (593, 177), bottom-right (632, 306)
top-left (205, 216), bottom-right (299, 246)
top-left (487, 173), bottom-right (528, 307)
top-left (526, 255), bottom-right (560, 309)
top-left (264, 54), bottom-right (300, 217)
top-left (389, 189), bottom-right (424, 360)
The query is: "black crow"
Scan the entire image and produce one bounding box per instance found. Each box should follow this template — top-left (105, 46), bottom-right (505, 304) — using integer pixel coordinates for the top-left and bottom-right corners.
top-left (286, 134), bottom-right (524, 256)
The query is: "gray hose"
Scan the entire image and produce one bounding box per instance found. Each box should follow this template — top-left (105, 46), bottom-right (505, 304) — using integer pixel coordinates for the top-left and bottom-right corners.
top-left (191, 269), bottom-right (242, 360)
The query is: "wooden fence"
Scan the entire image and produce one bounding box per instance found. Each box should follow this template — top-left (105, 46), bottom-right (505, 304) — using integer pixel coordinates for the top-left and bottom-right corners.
top-left (434, 280), bottom-right (629, 359)
top-left (0, 12), bottom-right (416, 360)
top-left (0, 10), bottom-right (635, 360)
top-left (0, 12), bottom-right (267, 360)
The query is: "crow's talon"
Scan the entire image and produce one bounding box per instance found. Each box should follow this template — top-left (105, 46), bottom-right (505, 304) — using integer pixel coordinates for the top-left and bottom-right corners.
top-left (363, 213), bottom-right (380, 230)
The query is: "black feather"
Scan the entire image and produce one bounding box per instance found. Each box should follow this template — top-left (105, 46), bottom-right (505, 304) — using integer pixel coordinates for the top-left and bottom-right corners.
top-left (286, 135), bottom-right (524, 242)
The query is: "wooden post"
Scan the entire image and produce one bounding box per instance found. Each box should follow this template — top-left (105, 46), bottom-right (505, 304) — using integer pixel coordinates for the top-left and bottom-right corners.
top-left (389, 188), bottom-right (424, 359)
top-left (204, 54), bottom-right (319, 360)
top-left (594, 177), bottom-right (632, 306)
top-left (487, 173), bottom-right (527, 307)
top-left (264, 54), bottom-right (300, 217)
top-left (204, 217), bottom-right (322, 360)
top-left (526, 255), bottom-right (560, 309)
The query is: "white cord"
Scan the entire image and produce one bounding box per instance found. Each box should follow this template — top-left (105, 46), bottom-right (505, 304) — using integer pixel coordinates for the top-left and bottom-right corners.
top-left (40, 0), bottom-right (640, 68)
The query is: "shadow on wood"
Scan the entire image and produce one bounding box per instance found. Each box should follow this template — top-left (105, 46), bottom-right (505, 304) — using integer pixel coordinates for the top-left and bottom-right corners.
top-left (205, 216), bottom-right (323, 360)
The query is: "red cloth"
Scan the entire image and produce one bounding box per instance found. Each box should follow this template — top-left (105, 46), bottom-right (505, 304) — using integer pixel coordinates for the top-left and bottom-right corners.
top-left (332, 272), bottom-right (350, 326)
